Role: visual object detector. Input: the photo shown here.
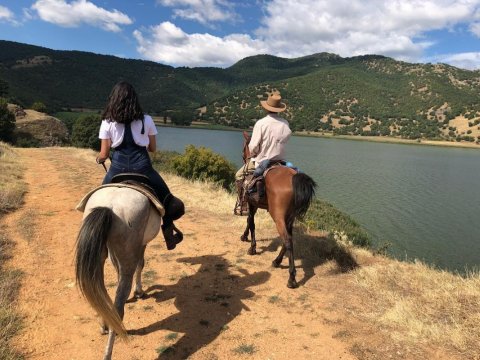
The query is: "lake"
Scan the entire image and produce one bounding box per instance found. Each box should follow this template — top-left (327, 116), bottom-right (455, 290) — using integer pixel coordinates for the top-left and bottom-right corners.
top-left (156, 126), bottom-right (480, 273)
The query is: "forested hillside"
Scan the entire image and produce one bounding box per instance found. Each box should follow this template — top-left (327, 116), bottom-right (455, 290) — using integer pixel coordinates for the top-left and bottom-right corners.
top-left (2, 40), bottom-right (480, 142)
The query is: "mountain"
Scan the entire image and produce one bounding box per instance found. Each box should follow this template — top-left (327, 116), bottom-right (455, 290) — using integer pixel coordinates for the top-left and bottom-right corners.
top-left (2, 40), bottom-right (480, 142)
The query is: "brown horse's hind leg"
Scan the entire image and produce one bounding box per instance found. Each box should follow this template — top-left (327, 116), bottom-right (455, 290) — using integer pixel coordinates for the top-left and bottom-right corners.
top-left (274, 219), bottom-right (298, 288)
top-left (272, 244), bottom-right (286, 268)
top-left (134, 245), bottom-right (147, 299)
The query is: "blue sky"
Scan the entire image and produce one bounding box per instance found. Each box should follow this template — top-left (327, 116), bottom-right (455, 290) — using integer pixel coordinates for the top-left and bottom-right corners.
top-left (1, 0), bottom-right (480, 69)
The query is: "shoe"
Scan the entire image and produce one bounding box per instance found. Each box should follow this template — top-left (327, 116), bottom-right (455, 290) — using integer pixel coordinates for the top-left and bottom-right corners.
top-left (162, 224), bottom-right (183, 250)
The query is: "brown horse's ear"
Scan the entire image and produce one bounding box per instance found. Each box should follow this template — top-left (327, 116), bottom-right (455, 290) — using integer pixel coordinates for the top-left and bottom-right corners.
top-left (243, 131), bottom-right (250, 140)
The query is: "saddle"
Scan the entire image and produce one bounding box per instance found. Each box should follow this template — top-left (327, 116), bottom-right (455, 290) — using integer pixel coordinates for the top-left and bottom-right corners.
top-left (76, 173), bottom-right (165, 216)
top-left (234, 163), bottom-right (290, 215)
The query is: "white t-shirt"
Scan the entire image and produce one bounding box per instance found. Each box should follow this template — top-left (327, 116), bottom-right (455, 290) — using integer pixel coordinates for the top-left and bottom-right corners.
top-left (98, 115), bottom-right (158, 148)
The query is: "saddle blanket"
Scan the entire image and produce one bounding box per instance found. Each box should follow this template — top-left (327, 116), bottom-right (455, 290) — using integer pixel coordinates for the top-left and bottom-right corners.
top-left (76, 183), bottom-right (165, 217)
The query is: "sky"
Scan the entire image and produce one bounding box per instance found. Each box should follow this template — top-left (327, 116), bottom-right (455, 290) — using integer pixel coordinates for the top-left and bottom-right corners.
top-left (1, 0), bottom-right (480, 70)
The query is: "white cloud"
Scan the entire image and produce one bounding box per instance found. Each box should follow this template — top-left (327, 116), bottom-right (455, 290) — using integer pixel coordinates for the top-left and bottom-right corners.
top-left (31, 0), bottom-right (133, 32)
top-left (157, 0), bottom-right (236, 24)
top-left (432, 52), bottom-right (480, 70)
top-left (135, 0), bottom-right (480, 68)
top-left (257, 0), bottom-right (480, 61)
top-left (134, 22), bottom-right (266, 67)
top-left (0, 5), bottom-right (18, 24)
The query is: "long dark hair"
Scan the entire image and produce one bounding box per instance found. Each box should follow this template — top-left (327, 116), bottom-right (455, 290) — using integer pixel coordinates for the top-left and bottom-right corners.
top-left (102, 81), bottom-right (144, 124)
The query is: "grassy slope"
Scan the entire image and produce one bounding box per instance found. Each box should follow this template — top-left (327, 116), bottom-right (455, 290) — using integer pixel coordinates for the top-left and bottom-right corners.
top-left (0, 142), bottom-right (25, 360)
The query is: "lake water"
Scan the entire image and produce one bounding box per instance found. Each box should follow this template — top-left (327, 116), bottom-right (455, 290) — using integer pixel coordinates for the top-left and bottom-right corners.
top-left (157, 126), bottom-right (480, 272)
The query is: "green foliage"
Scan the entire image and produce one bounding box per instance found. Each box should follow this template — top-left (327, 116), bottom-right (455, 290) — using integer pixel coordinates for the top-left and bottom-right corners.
top-left (71, 114), bottom-right (101, 150)
top-left (53, 111), bottom-right (99, 133)
top-left (170, 109), bottom-right (193, 125)
top-left (150, 150), bottom-right (180, 173)
top-left (0, 78), bottom-right (8, 97)
top-left (302, 199), bottom-right (371, 247)
top-left (172, 145), bottom-right (235, 189)
top-left (31, 101), bottom-right (47, 113)
top-left (0, 98), bottom-right (15, 143)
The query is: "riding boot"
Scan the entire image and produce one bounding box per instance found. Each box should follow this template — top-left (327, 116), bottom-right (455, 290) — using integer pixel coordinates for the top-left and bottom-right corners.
top-left (162, 223), bottom-right (183, 250)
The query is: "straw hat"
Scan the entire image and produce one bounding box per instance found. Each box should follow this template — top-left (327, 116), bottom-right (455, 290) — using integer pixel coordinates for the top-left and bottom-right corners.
top-left (260, 93), bottom-right (287, 112)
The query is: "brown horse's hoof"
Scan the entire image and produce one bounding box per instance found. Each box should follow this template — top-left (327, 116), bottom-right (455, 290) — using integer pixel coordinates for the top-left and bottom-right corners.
top-left (240, 235), bottom-right (249, 242)
top-left (287, 279), bottom-right (299, 289)
top-left (272, 260), bottom-right (281, 268)
top-left (247, 247), bottom-right (256, 255)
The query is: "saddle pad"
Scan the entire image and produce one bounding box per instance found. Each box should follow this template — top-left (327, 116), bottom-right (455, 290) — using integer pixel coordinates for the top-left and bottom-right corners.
top-left (76, 183), bottom-right (165, 217)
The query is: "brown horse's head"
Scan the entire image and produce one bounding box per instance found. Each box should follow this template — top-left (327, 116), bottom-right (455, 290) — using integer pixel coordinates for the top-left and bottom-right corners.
top-left (242, 131), bottom-right (251, 164)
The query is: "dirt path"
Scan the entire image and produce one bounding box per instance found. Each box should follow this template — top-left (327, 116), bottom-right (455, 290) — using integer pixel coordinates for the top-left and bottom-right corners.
top-left (4, 147), bottom-right (364, 360)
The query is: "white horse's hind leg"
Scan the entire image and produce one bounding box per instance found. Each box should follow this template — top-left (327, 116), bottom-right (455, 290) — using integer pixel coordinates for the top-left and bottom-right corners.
top-left (134, 245), bottom-right (147, 298)
top-left (103, 331), bottom-right (115, 360)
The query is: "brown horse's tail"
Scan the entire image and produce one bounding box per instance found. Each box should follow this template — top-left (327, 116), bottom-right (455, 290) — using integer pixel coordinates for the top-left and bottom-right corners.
top-left (289, 172), bottom-right (317, 225)
top-left (75, 207), bottom-right (127, 338)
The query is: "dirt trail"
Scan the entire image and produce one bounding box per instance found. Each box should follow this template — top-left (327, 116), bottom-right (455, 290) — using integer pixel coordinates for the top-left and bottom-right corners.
top-left (4, 147), bottom-right (363, 360)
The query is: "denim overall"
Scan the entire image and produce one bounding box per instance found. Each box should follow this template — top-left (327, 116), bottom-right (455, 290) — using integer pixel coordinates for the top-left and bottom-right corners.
top-left (102, 120), bottom-right (173, 225)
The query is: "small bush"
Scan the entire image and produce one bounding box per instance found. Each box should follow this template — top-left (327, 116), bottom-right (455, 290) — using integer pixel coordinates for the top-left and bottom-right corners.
top-left (31, 101), bottom-right (47, 113)
top-left (172, 145), bottom-right (235, 189)
top-left (71, 114), bottom-right (102, 151)
top-left (302, 199), bottom-right (371, 247)
top-left (0, 98), bottom-right (15, 144)
top-left (150, 150), bottom-right (180, 174)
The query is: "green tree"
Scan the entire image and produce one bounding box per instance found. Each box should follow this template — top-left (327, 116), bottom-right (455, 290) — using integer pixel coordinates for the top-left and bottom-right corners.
top-left (170, 109), bottom-right (193, 126)
top-left (71, 114), bottom-right (102, 150)
top-left (0, 98), bottom-right (16, 143)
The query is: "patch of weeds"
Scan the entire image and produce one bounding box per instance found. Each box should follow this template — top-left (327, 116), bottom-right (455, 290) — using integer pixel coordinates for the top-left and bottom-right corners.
top-left (149, 244), bottom-right (162, 249)
top-left (233, 344), bottom-right (256, 355)
top-left (297, 293), bottom-right (308, 302)
top-left (165, 332), bottom-right (178, 341)
top-left (294, 323), bottom-right (305, 328)
top-left (310, 332), bottom-right (320, 338)
top-left (333, 330), bottom-right (351, 339)
top-left (168, 275), bottom-right (177, 281)
top-left (236, 257), bottom-right (246, 264)
top-left (268, 295), bottom-right (280, 304)
top-left (180, 271), bottom-right (189, 279)
top-left (267, 328), bottom-right (279, 334)
top-left (221, 325), bottom-right (229, 332)
top-left (17, 209), bottom-right (37, 241)
top-left (199, 319), bottom-right (210, 327)
top-left (42, 211), bottom-right (56, 217)
top-left (215, 263), bottom-right (226, 271)
top-left (156, 345), bottom-right (175, 355)
top-left (204, 293), bottom-right (231, 303)
top-left (143, 270), bottom-right (157, 280)
top-left (106, 282), bottom-right (116, 288)
top-left (143, 305), bottom-right (153, 311)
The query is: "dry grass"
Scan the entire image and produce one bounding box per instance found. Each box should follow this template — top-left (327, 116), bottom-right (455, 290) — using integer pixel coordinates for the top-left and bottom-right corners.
top-left (0, 143), bottom-right (26, 214)
top-left (353, 259), bottom-right (480, 358)
top-left (0, 142), bottom-right (25, 360)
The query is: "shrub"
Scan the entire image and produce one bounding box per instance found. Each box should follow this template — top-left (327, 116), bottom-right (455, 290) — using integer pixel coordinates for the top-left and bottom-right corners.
top-left (172, 145), bottom-right (235, 189)
top-left (301, 199), bottom-right (371, 247)
top-left (31, 101), bottom-right (47, 113)
top-left (0, 98), bottom-right (15, 143)
top-left (150, 150), bottom-right (180, 174)
top-left (71, 114), bottom-right (102, 150)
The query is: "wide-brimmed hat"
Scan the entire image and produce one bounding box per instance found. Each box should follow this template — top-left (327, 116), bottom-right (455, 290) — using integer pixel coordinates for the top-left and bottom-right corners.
top-left (260, 93), bottom-right (287, 112)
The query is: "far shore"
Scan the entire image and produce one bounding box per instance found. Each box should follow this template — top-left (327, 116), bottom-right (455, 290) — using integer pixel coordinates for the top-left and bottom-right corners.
top-left (154, 120), bottom-right (480, 150)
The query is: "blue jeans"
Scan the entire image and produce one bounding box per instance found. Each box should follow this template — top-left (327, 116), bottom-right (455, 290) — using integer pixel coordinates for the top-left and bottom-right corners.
top-left (253, 159), bottom-right (270, 177)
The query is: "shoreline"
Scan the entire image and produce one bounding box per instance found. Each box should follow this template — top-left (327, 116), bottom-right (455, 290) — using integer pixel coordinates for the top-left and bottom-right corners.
top-left (155, 122), bottom-right (480, 150)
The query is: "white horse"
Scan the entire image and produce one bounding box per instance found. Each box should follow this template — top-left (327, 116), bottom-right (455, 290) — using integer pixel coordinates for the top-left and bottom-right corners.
top-left (75, 185), bottom-right (163, 360)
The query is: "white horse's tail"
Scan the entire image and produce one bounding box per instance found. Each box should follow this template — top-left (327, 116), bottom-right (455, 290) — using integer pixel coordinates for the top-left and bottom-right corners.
top-left (75, 206), bottom-right (127, 338)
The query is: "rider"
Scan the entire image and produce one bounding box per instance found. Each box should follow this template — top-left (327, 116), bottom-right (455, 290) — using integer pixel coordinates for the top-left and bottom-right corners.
top-left (235, 92), bottom-right (291, 198)
top-left (96, 81), bottom-right (184, 250)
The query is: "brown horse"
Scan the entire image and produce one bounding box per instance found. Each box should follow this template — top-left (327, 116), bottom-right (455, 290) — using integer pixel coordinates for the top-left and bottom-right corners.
top-left (239, 131), bottom-right (317, 288)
